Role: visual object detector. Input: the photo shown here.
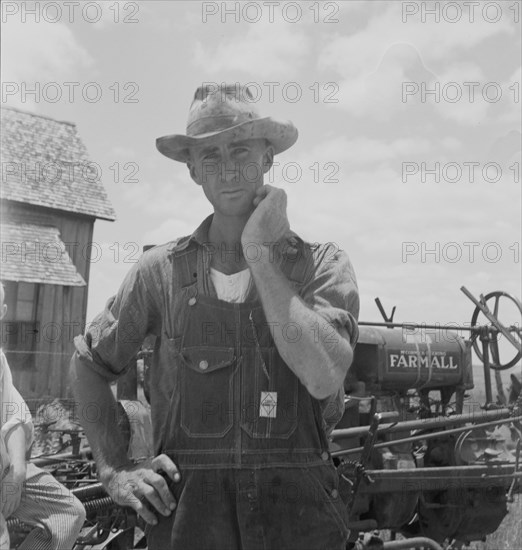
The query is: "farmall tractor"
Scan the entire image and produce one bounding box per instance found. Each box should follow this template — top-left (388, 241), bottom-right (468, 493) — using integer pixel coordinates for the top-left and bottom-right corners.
top-left (6, 287), bottom-right (522, 550)
top-left (331, 287), bottom-right (522, 549)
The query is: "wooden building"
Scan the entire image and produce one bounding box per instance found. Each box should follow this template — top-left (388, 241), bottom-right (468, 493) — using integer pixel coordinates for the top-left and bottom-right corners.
top-left (0, 106), bottom-right (116, 399)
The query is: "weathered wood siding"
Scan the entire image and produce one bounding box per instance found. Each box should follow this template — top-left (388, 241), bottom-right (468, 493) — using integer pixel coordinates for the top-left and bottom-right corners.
top-left (1, 201), bottom-right (94, 399)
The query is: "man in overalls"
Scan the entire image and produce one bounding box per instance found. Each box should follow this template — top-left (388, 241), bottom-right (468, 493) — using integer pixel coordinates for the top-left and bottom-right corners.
top-left (71, 84), bottom-right (359, 550)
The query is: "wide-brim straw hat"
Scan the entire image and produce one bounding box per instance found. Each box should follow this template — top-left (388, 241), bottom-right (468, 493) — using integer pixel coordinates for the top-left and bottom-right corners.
top-left (156, 84), bottom-right (298, 163)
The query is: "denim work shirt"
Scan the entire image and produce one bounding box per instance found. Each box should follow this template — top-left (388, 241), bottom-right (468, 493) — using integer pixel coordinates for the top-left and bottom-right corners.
top-left (73, 214), bottom-right (360, 456)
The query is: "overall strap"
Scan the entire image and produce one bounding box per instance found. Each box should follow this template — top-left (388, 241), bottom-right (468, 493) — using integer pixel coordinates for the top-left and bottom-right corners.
top-left (166, 246), bottom-right (199, 338)
top-left (171, 247), bottom-right (198, 289)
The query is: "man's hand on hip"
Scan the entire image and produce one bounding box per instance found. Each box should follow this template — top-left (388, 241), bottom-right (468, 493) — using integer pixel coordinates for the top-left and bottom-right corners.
top-left (103, 454), bottom-right (180, 525)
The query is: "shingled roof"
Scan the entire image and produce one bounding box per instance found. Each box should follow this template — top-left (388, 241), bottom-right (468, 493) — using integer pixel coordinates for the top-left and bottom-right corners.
top-left (1, 107), bottom-right (116, 221)
top-left (1, 220), bottom-right (86, 286)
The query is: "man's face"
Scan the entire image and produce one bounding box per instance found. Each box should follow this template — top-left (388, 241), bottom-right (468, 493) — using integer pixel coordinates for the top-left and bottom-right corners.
top-left (188, 138), bottom-right (273, 217)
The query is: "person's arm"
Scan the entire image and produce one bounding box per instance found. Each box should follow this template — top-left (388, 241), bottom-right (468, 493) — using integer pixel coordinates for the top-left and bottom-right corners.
top-left (70, 358), bottom-right (132, 479)
top-left (70, 257), bottom-right (179, 525)
top-left (70, 358), bottom-right (178, 525)
top-left (242, 185), bottom-right (359, 400)
top-left (247, 255), bottom-right (354, 399)
top-left (0, 351), bottom-right (33, 518)
top-left (2, 425), bottom-right (26, 518)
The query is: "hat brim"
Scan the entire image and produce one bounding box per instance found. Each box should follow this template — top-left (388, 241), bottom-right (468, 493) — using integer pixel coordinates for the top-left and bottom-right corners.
top-left (156, 117), bottom-right (298, 163)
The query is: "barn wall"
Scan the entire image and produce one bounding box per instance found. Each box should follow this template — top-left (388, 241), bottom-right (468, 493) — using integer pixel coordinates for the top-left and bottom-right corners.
top-left (1, 201), bottom-right (96, 399)
top-left (50, 212), bottom-right (94, 398)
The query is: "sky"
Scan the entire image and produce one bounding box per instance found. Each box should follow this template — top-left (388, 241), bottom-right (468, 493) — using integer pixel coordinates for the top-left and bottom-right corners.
top-left (1, 0), bottom-right (521, 376)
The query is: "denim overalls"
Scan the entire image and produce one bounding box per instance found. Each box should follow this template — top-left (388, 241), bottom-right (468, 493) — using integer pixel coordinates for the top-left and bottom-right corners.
top-left (147, 244), bottom-right (350, 550)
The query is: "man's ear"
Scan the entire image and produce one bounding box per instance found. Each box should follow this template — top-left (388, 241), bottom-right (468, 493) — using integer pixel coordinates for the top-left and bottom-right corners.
top-left (187, 161), bottom-right (202, 186)
top-left (262, 143), bottom-right (274, 174)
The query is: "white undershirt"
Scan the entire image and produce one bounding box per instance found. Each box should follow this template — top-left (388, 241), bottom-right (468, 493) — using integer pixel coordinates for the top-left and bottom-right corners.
top-left (210, 268), bottom-right (252, 303)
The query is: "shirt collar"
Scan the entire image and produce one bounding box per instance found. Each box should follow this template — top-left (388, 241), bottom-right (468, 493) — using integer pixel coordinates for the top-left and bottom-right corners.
top-left (167, 213), bottom-right (214, 255)
top-left (167, 213), bottom-right (305, 255)
top-left (190, 213), bottom-right (214, 246)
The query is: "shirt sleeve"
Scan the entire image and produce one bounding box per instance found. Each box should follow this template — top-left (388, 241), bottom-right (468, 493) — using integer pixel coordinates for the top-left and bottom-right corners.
top-left (0, 350), bottom-right (34, 451)
top-left (299, 243), bottom-right (359, 430)
top-left (73, 255), bottom-right (161, 382)
top-left (301, 242), bottom-right (360, 349)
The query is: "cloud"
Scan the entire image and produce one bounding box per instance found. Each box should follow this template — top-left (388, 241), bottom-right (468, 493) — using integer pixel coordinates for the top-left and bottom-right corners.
top-left (327, 44), bottom-right (506, 125)
top-left (488, 130), bottom-right (522, 166)
top-left (281, 135), bottom-right (521, 281)
top-left (432, 62), bottom-right (491, 124)
top-left (319, 3), bottom-right (513, 79)
top-left (495, 66), bottom-right (522, 126)
top-left (332, 42), bottom-right (439, 121)
top-left (109, 146), bottom-right (137, 159)
top-left (306, 135), bottom-right (433, 167)
top-left (193, 20), bottom-right (310, 78)
top-left (121, 170), bottom-right (201, 218)
top-left (90, 0), bottom-right (143, 30)
top-left (318, 4), bottom-right (515, 122)
top-left (1, 19), bottom-right (93, 110)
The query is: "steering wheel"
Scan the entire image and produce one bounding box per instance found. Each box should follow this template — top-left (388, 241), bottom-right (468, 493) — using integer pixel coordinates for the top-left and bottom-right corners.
top-left (470, 290), bottom-right (522, 371)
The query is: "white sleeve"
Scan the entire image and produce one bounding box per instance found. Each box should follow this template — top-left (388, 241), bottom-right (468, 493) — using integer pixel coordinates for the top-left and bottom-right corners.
top-left (0, 350), bottom-right (34, 452)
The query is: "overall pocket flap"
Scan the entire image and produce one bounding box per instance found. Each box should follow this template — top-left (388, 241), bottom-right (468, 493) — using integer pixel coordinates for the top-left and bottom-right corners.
top-left (181, 346), bottom-right (235, 373)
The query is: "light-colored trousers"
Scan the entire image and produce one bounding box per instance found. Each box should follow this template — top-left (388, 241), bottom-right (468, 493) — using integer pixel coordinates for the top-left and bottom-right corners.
top-left (1, 463), bottom-right (85, 550)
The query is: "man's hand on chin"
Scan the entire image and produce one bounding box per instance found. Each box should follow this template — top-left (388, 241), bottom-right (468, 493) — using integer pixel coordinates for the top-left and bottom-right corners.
top-left (241, 185), bottom-right (290, 259)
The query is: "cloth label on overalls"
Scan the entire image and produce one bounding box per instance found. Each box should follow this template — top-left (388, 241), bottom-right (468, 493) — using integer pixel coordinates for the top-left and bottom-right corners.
top-left (260, 392), bottom-right (277, 418)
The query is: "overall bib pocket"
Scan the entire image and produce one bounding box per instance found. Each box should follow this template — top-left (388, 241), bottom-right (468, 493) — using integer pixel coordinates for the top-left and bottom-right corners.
top-left (240, 346), bottom-right (299, 439)
top-left (179, 346), bottom-right (236, 438)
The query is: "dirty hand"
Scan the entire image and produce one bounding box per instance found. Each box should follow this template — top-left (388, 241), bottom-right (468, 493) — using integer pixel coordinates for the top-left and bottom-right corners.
top-left (241, 185), bottom-right (290, 252)
top-left (103, 454), bottom-right (180, 525)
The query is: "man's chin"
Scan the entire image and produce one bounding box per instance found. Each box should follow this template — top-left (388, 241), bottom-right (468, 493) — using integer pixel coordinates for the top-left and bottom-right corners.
top-left (217, 201), bottom-right (255, 218)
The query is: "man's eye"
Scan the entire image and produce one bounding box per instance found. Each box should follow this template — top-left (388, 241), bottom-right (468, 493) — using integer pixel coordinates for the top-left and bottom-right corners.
top-left (203, 154), bottom-right (219, 162)
top-left (233, 148), bottom-right (249, 155)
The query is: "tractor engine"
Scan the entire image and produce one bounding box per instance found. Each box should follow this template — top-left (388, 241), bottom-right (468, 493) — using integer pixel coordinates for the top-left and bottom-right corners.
top-left (333, 325), bottom-right (517, 545)
top-left (345, 325), bottom-right (473, 419)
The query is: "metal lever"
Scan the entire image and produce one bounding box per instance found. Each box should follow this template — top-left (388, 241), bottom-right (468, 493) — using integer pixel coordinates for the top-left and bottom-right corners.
top-left (375, 297), bottom-right (396, 324)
